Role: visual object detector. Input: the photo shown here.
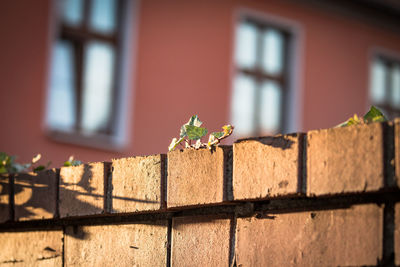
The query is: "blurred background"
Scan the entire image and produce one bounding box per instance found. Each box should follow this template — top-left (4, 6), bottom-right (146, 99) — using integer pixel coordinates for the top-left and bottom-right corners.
top-left (0, 0), bottom-right (399, 166)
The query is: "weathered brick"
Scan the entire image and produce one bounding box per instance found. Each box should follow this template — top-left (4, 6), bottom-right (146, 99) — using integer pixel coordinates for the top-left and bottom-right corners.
top-left (172, 216), bottom-right (231, 266)
top-left (0, 230), bottom-right (63, 266)
top-left (307, 122), bottom-right (385, 196)
top-left (395, 202), bottom-right (400, 265)
top-left (233, 134), bottom-right (303, 200)
top-left (235, 204), bottom-right (383, 266)
top-left (14, 169), bottom-right (57, 221)
top-left (395, 118), bottom-right (400, 188)
top-left (59, 162), bottom-right (110, 217)
top-left (167, 146), bottom-right (231, 208)
top-left (0, 174), bottom-right (11, 223)
top-left (111, 155), bottom-right (165, 213)
top-left (65, 221), bottom-right (167, 266)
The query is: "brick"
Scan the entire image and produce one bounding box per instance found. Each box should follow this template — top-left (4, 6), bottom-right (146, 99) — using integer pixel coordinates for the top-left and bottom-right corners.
top-left (233, 134), bottom-right (303, 200)
top-left (167, 146), bottom-right (231, 208)
top-left (111, 155), bottom-right (165, 213)
top-left (59, 162), bottom-right (110, 217)
top-left (307, 122), bottom-right (385, 196)
top-left (396, 202), bottom-right (400, 265)
top-left (172, 216), bottom-right (231, 266)
top-left (14, 169), bottom-right (57, 221)
top-left (235, 204), bottom-right (383, 266)
top-left (65, 221), bottom-right (167, 266)
top-left (0, 230), bottom-right (63, 266)
top-left (0, 174), bottom-right (11, 223)
top-left (395, 118), bottom-right (400, 188)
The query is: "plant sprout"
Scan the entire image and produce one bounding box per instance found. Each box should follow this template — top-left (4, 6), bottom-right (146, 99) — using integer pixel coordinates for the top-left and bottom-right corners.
top-left (336, 106), bottom-right (387, 127)
top-left (168, 115), bottom-right (234, 151)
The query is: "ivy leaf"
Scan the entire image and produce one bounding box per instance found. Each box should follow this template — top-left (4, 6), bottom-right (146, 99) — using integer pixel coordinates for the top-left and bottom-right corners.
top-left (185, 125), bottom-right (208, 140)
top-left (347, 114), bottom-right (362, 126)
top-left (0, 152), bottom-right (8, 163)
top-left (63, 161), bottom-right (72, 167)
top-left (336, 114), bottom-right (362, 127)
top-left (31, 154), bottom-right (41, 164)
top-left (64, 156), bottom-right (82, 167)
top-left (188, 115), bottom-right (203, 127)
top-left (180, 115), bottom-right (203, 138)
top-left (222, 125), bottom-right (233, 135)
top-left (33, 165), bottom-right (45, 172)
top-left (211, 131), bottom-right (224, 139)
top-left (168, 137), bottom-right (184, 152)
top-left (194, 139), bottom-right (202, 149)
top-left (363, 106), bottom-right (387, 123)
top-left (0, 166), bottom-right (7, 174)
top-left (13, 163), bottom-right (30, 173)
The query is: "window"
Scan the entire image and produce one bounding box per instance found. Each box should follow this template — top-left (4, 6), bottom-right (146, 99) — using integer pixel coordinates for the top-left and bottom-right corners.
top-left (231, 17), bottom-right (291, 137)
top-left (370, 54), bottom-right (400, 119)
top-left (46, 0), bottom-right (127, 146)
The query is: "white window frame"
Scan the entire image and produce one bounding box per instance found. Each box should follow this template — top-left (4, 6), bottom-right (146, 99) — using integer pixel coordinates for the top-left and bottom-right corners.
top-left (229, 8), bottom-right (304, 136)
top-left (42, 0), bottom-right (139, 151)
top-left (368, 47), bottom-right (400, 119)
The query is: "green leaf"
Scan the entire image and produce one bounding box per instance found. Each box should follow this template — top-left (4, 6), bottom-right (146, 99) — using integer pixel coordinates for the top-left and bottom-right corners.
top-left (222, 125), bottom-right (233, 134)
top-left (180, 115), bottom-right (203, 138)
top-left (363, 106), bottom-right (387, 123)
top-left (188, 115), bottom-right (202, 127)
top-left (63, 161), bottom-right (72, 167)
top-left (185, 125), bottom-right (208, 140)
top-left (33, 165), bottom-right (45, 172)
top-left (211, 131), bottom-right (224, 139)
top-left (0, 166), bottom-right (7, 174)
top-left (0, 152), bottom-right (8, 163)
top-left (168, 137), bottom-right (184, 151)
top-left (71, 160), bottom-right (82, 166)
top-left (336, 114), bottom-right (361, 127)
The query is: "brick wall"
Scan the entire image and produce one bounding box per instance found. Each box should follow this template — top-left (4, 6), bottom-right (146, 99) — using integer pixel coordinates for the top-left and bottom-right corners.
top-left (0, 120), bottom-right (399, 266)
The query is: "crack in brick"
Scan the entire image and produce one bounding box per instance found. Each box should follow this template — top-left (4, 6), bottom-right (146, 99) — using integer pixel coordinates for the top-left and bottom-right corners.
top-left (36, 254), bottom-right (61, 261)
top-left (1, 259), bottom-right (24, 264)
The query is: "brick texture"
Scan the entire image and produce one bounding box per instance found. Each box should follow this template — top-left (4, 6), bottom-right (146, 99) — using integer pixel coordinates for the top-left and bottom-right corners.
top-left (167, 147), bottom-right (231, 208)
top-left (0, 174), bottom-right (11, 223)
top-left (233, 134), bottom-right (303, 200)
top-left (64, 221), bottom-right (167, 266)
top-left (111, 155), bottom-right (165, 213)
top-left (235, 204), bottom-right (383, 266)
top-left (14, 170), bottom-right (57, 221)
top-left (59, 162), bottom-right (110, 217)
top-left (396, 202), bottom-right (400, 265)
top-left (307, 123), bottom-right (385, 196)
top-left (172, 216), bottom-right (231, 266)
top-left (0, 230), bottom-right (63, 266)
top-left (395, 118), bottom-right (400, 188)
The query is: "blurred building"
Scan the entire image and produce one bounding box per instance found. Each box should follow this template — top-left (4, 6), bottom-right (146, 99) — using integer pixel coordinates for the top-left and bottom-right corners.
top-left (0, 0), bottom-right (399, 166)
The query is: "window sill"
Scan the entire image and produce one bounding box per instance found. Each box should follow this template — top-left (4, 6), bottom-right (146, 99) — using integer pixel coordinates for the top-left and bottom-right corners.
top-left (46, 129), bottom-right (126, 152)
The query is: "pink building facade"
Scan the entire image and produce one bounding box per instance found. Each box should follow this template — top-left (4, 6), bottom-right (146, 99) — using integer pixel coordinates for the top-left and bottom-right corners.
top-left (0, 0), bottom-right (400, 166)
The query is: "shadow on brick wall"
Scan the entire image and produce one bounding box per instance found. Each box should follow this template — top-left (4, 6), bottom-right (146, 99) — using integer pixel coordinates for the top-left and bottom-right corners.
top-left (237, 135), bottom-right (296, 150)
top-left (13, 170), bottom-right (58, 221)
top-left (7, 164), bottom-right (162, 240)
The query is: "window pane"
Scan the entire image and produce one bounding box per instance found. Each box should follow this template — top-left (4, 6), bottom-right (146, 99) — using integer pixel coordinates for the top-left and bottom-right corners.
top-left (62, 0), bottom-right (84, 26)
top-left (391, 64), bottom-right (400, 108)
top-left (89, 0), bottom-right (117, 34)
top-left (47, 41), bottom-right (76, 130)
top-left (235, 22), bottom-right (257, 69)
top-left (262, 29), bottom-right (284, 75)
top-left (259, 80), bottom-right (281, 134)
top-left (232, 73), bottom-right (256, 136)
top-left (82, 42), bottom-right (115, 133)
top-left (370, 60), bottom-right (387, 104)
